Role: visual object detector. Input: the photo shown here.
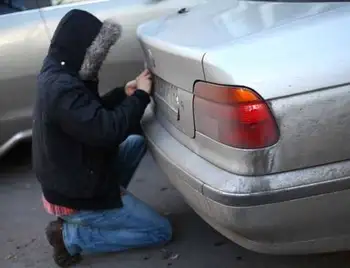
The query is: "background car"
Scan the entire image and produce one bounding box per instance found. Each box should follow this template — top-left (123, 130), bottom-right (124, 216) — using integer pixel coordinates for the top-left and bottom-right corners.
top-left (138, 0), bottom-right (350, 255)
top-left (0, 0), bottom-right (207, 157)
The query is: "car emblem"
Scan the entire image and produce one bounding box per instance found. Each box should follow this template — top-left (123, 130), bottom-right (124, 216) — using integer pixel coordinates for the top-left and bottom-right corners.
top-left (147, 49), bottom-right (156, 69)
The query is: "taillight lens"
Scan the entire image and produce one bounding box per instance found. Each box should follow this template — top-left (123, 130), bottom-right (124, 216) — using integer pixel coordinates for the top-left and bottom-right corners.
top-left (193, 81), bottom-right (279, 149)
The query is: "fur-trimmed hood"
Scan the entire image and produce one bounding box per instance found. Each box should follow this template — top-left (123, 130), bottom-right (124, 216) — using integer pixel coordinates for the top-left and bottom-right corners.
top-left (48, 9), bottom-right (121, 81)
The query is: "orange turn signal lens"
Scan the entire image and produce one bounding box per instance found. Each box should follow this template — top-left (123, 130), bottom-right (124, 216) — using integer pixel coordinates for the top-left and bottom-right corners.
top-left (194, 82), bottom-right (260, 105)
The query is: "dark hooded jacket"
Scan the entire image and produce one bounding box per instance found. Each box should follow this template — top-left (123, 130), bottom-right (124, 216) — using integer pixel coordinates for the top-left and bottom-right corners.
top-left (32, 10), bottom-right (150, 210)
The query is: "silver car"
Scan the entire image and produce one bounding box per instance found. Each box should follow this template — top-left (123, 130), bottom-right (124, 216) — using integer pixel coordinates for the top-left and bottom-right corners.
top-left (138, 1), bottom-right (350, 254)
top-left (0, 0), bottom-right (206, 157)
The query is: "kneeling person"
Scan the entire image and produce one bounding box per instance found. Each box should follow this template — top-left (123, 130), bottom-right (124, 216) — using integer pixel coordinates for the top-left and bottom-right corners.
top-left (32, 9), bottom-right (172, 267)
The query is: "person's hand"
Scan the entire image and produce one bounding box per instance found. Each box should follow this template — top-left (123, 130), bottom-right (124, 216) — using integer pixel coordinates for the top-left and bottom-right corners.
top-left (124, 80), bottom-right (137, 96)
top-left (136, 69), bottom-right (152, 95)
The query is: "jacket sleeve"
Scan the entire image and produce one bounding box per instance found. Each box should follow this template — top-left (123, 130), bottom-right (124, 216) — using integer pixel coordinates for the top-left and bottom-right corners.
top-left (49, 78), bottom-right (150, 148)
top-left (101, 86), bottom-right (126, 109)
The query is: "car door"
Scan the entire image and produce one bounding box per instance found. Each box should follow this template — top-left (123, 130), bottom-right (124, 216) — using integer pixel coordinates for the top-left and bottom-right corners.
top-left (37, 0), bottom-right (204, 94)
top-left (0, 2), bottom-right (50, 154)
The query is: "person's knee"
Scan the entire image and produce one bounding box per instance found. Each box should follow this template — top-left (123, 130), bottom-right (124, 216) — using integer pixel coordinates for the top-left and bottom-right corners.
top-left (126, 135), bottom-right (146, 151)
top-left (157, 218), bottom-right (173, 243)
top-left (164, 220), bottom-right (173, 242)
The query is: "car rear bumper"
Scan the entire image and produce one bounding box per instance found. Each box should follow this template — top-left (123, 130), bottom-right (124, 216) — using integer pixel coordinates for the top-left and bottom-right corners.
top-left (142, 109), bottom-right (350, 254)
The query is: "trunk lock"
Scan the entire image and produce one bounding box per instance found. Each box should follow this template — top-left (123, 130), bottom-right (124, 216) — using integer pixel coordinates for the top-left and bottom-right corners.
top-left (178, 8), bottom-right (189, 14)
top-left (176, 95), bottom-right (180, 121)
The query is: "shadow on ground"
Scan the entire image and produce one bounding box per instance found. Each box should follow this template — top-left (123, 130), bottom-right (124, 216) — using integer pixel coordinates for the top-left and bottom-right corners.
top-left (0, 143), bottom-right (349, 268)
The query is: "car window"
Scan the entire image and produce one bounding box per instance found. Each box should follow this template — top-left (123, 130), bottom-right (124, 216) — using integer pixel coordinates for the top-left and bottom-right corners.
top-left (51, 0), bottom-right (91, 5)
top-left (37, 0), bottom-right (98, 8)
top-left (0, 0), bottom-right (37, 15)
top-left (36, 0), bottom-right (96, 7)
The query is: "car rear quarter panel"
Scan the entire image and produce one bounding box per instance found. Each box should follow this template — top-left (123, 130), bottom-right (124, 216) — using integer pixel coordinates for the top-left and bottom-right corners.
top-left (200, 6), bottom-right (350, 174)
top-left (0, 10), bottom-right (49, 147)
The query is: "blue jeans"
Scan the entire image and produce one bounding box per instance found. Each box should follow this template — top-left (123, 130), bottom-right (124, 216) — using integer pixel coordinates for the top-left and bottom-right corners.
top-left (60, 135), bottom-right (172, 255)
top-left (9, 0), bottom-right (25, 9)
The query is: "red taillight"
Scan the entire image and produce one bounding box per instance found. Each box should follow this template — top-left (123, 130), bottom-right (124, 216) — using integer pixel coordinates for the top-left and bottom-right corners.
top-left (193, 81), bottom-right (279, 149)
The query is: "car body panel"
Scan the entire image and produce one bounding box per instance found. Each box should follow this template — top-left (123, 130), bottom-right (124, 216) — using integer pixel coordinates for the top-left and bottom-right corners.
top-left (202, 2), bottom-right (350, 99)
top-left (137, 15), bottom-right (207, 92)
top-left (0, 8), bottom-right (49, 153)
top-left (138, 19), bottom-right (206, 138)
top-left (137, 1), bottom-right (346, 51)
top-left (202, 3), bottom-right (350, 174)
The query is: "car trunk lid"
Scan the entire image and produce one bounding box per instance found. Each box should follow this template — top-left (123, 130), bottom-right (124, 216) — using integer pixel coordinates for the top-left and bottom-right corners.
top-left (138, 15), bottom-right (206, 138)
